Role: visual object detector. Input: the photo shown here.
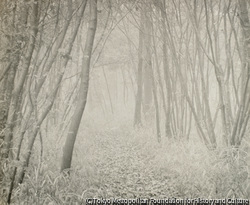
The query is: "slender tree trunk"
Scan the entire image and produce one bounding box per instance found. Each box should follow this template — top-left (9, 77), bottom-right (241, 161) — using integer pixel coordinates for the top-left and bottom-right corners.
top-left (102, 66), bottom-right (114, 114)
top-left (161, 6), bottom-right (172, 138)
top-left (152, 30), bottom-right (169, 139)
top-left (142, 5), bottom-right (153, 120)
top-left (134, 11), bottom-right (144, 127)
top-left (145, 11), bottom-right (161, 142)
top-left (61, 0), bottom-right (97, 172)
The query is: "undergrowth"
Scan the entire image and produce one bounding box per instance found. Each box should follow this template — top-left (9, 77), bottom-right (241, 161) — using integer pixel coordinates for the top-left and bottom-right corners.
top-left (1, 120), bottom-right (250, 204)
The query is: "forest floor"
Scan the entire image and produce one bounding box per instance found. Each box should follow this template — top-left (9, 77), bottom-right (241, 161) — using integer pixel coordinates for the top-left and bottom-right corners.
top-left (89, 130), bottom-right (181, 199)
top-left (5, 123), bottom-right (250, 204)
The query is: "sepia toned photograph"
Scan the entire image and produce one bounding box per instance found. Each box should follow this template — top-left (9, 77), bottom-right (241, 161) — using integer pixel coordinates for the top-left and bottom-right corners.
top-left (0, 0), bottom-right (250, 204)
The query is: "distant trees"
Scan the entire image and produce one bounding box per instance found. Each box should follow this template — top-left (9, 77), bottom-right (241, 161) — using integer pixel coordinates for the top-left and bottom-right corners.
top-left (132, 0), bottom-right (250, 148)
top-left (133, 2), bottom-right (160, 142)
top-left (231, 0), bottom-right (250, 146)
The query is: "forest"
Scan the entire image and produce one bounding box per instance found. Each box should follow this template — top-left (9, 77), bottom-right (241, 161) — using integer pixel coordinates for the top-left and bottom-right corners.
top-left (0, 0), bottom-right (250, 204)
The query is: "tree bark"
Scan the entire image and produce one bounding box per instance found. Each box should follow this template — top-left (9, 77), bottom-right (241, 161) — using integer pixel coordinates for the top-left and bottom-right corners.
top-left (61, 0), bottom-right (97, 172)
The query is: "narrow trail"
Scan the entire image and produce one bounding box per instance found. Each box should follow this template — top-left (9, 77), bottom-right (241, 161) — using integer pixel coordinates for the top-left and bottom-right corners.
top-left (90, 131), bottom-right (182, 199)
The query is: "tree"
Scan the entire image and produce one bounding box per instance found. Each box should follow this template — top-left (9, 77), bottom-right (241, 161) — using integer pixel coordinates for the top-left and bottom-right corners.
top-left (61, 0), bottom-right (98, 172)
top-left (134, 9), bottom-right (144, 127)
top-left (230, 0), bottom-right (250, 146)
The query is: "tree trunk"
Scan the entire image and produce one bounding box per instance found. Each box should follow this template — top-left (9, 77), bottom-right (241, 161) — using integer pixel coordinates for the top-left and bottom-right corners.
top-left (61, 0), bottom-right (97, 172)
top-left (160, 1), bottom-right (172, 138)
top-left (134, 11), bottom-right (144, 127)
top-left (142, 4), bottom-right (153, 120)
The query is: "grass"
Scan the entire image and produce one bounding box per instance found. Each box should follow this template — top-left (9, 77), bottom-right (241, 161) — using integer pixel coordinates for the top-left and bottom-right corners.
top-left (1, 113), bottom-right (250, 204)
